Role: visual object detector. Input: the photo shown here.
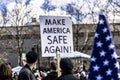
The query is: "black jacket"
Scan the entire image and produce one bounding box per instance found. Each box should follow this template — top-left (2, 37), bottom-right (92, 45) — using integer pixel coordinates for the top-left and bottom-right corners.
top-left (18, 64), bottom-right (36, 80)
top-left (55, 71), bottom-right (79, 80)
top-left (42, 71), bottom-right (58, 80)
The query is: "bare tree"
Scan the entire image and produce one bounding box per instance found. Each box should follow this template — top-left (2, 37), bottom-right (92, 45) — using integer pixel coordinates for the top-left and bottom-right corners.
top-left (10, 2), bottom-right (33, 65)
top-left (0, 0), bottom-right (34, 65)
top-left (59, 0), bottom-right (120, 55)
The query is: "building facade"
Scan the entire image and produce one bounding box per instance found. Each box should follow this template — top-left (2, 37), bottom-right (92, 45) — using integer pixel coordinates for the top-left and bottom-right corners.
top-left (0, 23), bottom-right (120, 67)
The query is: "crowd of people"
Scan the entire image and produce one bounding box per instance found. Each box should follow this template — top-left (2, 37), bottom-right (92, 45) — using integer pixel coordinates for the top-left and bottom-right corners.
top-left (0, 48), bottom-right (88, 80)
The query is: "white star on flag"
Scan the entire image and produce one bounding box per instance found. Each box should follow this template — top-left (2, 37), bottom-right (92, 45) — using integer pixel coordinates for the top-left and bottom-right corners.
top-left (109, 43), bottom-right (115, 49)
top-left (91, 56), bottom-right (96, 62)
top-left (103, 59), bottom-right (109, 66)
top-left (93, 65), bottom-right (100, 71)
top-left (106, 35), bottom-right (111, 41)
top-left (100, 50), bottom-right (106, 57)
top-left (103, 27), bottom-right (107, 33)
top-left (96, 75), bottom-right (103, 80)
top-left (106, 69), bottom-right (112, 76)
top-left (115, 62), bottom-right (119, 68)
top-left (96, 41), bottom-right (103, 47)
top-left (99, 19), bottom-right (104, 24)
top-left (95, 33), bottom-right (99, 38)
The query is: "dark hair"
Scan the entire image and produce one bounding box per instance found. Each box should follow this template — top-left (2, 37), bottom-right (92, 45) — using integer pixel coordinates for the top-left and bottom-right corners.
top-left (26, 50), bottom-right (38, 64)
top-left (60, 58), bottom-right (73, 71)
top-left (0, 63), bottom-right (12, 79)
top-left (50, 61), bottom-right (57, 70)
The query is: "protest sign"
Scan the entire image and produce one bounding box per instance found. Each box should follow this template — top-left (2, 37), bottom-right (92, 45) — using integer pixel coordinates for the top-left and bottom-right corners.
top-left (39, 16), bottom-right (73, 57)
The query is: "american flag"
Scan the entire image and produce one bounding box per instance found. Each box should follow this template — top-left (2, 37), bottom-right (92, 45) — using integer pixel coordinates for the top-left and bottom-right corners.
top-left (87, 12), bottom-right (120, 80)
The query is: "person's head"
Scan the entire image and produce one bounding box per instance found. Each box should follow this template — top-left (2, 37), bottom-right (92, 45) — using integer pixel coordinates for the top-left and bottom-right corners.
top-left (26, 50), bottom-right (38, 64)
top-left (0, 63), bottom-right (12, 80)
top-left (60, 58), bottom-right (73, 74)
top-left (50, 61), bottom-right (57, 71)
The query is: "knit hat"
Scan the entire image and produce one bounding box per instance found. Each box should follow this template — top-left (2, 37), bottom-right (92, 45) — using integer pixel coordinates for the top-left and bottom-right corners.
top-left (60, 58), bottom-right (73, 71)
top-left (26, 50), bottom-right (38, 64)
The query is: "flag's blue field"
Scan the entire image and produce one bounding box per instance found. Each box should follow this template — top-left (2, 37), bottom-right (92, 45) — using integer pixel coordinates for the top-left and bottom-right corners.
top-left (87, 12), bottom-right (120, 80)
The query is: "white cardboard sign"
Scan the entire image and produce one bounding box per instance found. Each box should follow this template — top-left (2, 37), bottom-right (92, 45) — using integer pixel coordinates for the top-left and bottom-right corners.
top-left (39, 16), bottom-right (73, 57)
